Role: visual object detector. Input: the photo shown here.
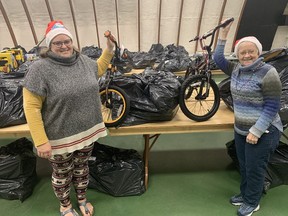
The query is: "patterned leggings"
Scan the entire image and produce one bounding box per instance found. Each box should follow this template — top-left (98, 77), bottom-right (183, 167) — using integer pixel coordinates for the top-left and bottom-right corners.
top-left (48, 144), bottom-right (94, 207)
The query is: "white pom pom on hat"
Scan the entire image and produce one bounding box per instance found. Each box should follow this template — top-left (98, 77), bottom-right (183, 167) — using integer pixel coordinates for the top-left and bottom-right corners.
top-left (234, 36), bottom-right (262, 58)
top-left (45, 20), bottom-right (73, 47)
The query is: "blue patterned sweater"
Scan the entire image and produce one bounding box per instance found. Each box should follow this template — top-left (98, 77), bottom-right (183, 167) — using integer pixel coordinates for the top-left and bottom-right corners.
top-left (213, 39), bottom-right (283, 137)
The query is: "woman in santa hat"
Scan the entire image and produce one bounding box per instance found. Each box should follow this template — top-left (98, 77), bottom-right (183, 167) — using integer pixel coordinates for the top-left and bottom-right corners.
top-left (23, 20), bottom-right (115, 216)
top-left (213, 19), bottom-right (283, 216)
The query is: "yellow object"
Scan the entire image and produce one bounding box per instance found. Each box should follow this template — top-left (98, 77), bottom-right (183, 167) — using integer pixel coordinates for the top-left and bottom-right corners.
top-left (8, 48), bottom-right (25, 64)
top-left (0, 48), bottom-right (25, 73)
top-left (0, 52), bottom-right (15, 73)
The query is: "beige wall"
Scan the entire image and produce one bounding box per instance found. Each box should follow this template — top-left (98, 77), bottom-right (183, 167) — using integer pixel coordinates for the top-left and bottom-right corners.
top-left (0, 0), bottom-right (243, 54)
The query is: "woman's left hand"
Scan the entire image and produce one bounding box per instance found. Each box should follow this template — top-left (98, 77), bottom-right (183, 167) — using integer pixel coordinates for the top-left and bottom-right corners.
top-left (246, 132), bottom-right (259, 145)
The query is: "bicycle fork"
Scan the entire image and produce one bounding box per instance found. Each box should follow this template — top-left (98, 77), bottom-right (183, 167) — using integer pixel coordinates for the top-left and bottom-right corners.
top-left (195, 76), bottom-right (211, 100)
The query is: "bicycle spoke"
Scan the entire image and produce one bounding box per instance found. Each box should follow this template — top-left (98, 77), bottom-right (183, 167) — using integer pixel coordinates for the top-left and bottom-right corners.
top-left (179, 75), bottom-right (220, 121)
top-left (100, 86), bottom-right (130, 127)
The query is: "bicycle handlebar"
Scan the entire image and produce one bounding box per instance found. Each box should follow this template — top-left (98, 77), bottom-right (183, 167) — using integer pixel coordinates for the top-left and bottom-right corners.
top-left (189, 17), bottom-right (234, 50)
top-left (104, 30), bottom-right (121, 61)
top-left (218, 17), bottom-right (235, 29)
top-left (203, 17), bottom-right (234, 39)
top-left (104, 30), bottom-right (128, 68)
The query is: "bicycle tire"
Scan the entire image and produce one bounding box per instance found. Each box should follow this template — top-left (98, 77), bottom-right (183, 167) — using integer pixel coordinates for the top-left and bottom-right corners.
top-left (179, 74), bottom-right (220, 122)
top-left (100, 85), bottom-right (130, 127)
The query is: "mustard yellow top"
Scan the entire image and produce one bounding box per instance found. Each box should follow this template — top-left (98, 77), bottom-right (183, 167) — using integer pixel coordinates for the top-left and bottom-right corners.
top-left (23, 49), bottom-right (113, 147)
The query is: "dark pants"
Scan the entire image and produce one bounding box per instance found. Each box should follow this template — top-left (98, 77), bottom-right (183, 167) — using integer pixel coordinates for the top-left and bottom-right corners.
top-left (234, 125), bottom-right (281, 207)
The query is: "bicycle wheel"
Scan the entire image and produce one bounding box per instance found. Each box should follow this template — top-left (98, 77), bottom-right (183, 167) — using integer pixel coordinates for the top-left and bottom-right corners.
top-left (179, 74), bottom-right (220, 121)
top-left (100, 85), bottom-right (130, 127)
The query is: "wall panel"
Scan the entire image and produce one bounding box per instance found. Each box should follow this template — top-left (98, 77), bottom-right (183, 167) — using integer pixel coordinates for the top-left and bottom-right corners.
top-left (0, 0), bottom-right (285, 54)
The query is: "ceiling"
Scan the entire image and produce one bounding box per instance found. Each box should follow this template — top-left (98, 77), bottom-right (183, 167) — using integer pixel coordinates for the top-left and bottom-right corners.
top-left (0, 0), bottom-right (287, 54)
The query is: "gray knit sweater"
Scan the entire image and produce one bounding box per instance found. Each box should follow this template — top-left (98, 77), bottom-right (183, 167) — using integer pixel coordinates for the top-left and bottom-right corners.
top-left (23, 51), bottom-right (107, 154)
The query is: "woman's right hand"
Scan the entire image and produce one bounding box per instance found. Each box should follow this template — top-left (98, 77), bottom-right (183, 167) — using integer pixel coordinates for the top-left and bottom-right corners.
top-left (104, 31), bottom-right (116, 53)
top-left (219, 18), bottom-right (233, 40)
top-left (36, 142), bottom-right (52, 159)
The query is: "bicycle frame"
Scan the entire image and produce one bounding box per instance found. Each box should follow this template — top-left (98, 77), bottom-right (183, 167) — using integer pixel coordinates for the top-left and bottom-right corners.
top-left (101, 31), bottom-right (126, 93)
top-left (187, 18), bottom-right (234, 99)
top-left (179, 18), bottom-right (234, 122)
top-left (100, 31), bottom-right (130, 127)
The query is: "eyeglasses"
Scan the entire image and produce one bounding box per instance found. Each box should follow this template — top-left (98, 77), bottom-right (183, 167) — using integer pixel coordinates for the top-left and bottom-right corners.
top-left (52, 39), bottom-right (72, 47)
top-left (239, 50), bottom-right (257, 56)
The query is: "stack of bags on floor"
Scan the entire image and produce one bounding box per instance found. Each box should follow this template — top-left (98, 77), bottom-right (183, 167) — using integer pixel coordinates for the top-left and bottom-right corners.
top-left (0, 138), bottom-right (37, 201)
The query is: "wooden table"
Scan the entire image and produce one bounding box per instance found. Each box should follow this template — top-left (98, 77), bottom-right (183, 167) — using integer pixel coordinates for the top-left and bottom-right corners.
top-left (109, 102), bottom-right (234, 188)
top-left (0, 102), bottom-right (234, 189)
top-left (124, 69), bottom-right (224, 77)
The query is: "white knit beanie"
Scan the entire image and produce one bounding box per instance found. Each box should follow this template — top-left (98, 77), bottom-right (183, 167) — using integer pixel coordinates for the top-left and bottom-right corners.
top-left (234, 36), bottom-right (262, 58)
top-left (45, 20), bottom-right (73, 47)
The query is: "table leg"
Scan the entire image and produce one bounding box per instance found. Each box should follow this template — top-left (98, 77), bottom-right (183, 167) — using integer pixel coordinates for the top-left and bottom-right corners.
top-left (143, 134), bottom-right (160, 190)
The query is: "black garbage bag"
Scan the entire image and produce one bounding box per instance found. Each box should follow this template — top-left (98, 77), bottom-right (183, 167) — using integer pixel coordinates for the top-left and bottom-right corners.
top-left (15, 60), bottom-right (35, 75)
top-left (122, 107), bottom-right (179, 124)
top-left (106, 68), bottom-right (181, 126)
top-left (88, 142), bottom-right (145, 197)
top-left (81, 45), bottom-right (103, 60)
top-left (156, 44), bottom-right (191, 72)
top-left (0, 137), bottom-right (37, 201)
top-left (156, 57), bottom-right (192, 72)
top-left (226, 139), bottom-right (288, 193)
top-left (226, 140), bottom-right (240, 170)
top-left (126, 51), bottom-right (157, 69)
top-left (126, 43), bottom-right (167, 70)
top-left (260, 47), bottom-right (288, 73)
top-left (218, 77), bottom-right (233, 111)
top-left (148, 43), bottom-right (165, 58)
top-left (0, 72), bottom-right (26, 127)
top-left (265, 141), bottom-right (288, 191)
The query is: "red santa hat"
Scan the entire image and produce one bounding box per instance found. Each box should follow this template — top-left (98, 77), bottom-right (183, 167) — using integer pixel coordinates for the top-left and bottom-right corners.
top-left (45, 20), bottom-right (73, 47)
top-left (234, 36), bottom-right (262, 58)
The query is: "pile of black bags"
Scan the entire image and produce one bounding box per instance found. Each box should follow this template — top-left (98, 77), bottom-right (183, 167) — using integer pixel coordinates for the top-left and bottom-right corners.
top-left (0, 138), bottom-right (37, 201)
top-left (0, 72), bottom-right (26, 128)
top-left (88, 142), bottom-right (145, 196)
top-left (226, 139), bottom-right (288, 192)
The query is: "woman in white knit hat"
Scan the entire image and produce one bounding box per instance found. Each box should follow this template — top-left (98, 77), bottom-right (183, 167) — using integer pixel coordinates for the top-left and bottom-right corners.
top-left (213, 19), bottom-right (283, 216)
top-left (23, 20), bottom-right (115, 216)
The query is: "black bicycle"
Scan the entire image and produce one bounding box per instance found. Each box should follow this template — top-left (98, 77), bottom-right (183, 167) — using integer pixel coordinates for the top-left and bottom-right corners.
top-left (99, 31), bottom-right (130, 127)
top-left (179, 18), bottom-right (234, 122)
